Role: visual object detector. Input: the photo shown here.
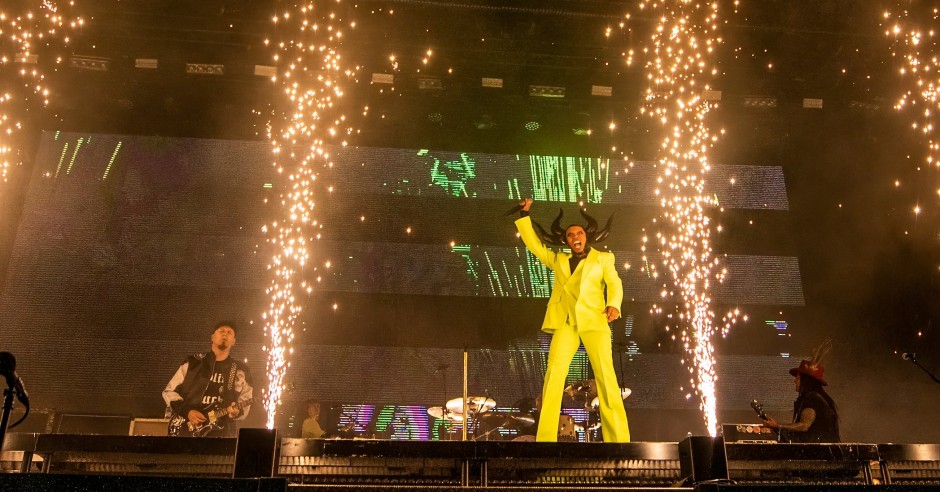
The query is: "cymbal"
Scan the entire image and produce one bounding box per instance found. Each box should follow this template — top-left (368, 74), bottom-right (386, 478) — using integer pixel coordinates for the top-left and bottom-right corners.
top-left (445, 396), bottom-right (496, 414)
top-left (427, 406), bottom-right (464, 422)
top-left (477, 413), bottom-right (511, 426)
top-left (564, 379), bottom-right (598, 401)
top-left (478, 412), bottom-right (535, 430)
top-left (590, 388), bottom-right (632, 408)
top-left (510, 413), bottom-right (536, 426)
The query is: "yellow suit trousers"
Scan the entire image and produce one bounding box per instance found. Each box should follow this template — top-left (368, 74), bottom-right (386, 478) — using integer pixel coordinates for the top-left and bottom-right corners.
top-left (537, 325), bottom-right (631, 442)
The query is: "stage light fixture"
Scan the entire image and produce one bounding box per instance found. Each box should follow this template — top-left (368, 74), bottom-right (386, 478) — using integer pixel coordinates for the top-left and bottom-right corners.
top-left (185, 63), bottom-right (224, 75)
top-left (417, 77), bottom-right (443, 91)
top-left (135, 59), bottom-right (158, 69)
top-left (474, 114), bottom-right (495, 130)
top-left (802, 98), bottom-right (823, 109)
top-left (254, 65), bottom-right (277, 77)
top-left (741, 96), bottom-right (777, 108)
top-left (591, 85), bottom-right (612, 97)
top-left (524, 121), bottom-right (541, 131)
top-left (427, 112), bottom-right (443, 123)
top-left (849, 100), bottom-right (881, 112)
top-left (481, 77), bottom-right (503, 88)
top-left (372, 73), bottom-right (394, 84)
top-left (529, 85), bottom-right (565, 99)
top-left (69, 56), bottom-right (110, 71)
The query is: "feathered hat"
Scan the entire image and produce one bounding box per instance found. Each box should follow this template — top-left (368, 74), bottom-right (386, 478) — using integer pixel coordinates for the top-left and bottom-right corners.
top-left (789, 337), bottom-right (832, 385)
top-left (532, 208), bottom-right (615, 247)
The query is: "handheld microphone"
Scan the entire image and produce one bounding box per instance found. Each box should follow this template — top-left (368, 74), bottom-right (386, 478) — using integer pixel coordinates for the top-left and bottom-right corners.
top-left (0, 352), bottom-right (29, 407)
top-left (502, 203), bottom-right (525, 216)
top-left (902, 352), bottom-right (916, 361)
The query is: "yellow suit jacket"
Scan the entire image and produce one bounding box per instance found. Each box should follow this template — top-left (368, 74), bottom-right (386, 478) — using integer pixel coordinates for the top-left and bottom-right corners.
top-left (515, 216), bottom-right (624, 334)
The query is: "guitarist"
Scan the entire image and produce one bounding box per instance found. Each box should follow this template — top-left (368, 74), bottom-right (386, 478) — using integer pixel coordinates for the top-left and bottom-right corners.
top-left (162, 321), bottom-right (253, 437)
top-left (759, 339), bottom-right (840, 443)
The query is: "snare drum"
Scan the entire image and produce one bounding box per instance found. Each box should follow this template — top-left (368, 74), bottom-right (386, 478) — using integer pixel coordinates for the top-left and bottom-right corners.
top-left (558, 414), bottom-right (577, 441)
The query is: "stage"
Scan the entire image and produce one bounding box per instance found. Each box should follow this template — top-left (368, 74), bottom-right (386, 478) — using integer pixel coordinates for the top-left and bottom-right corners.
top-left (3, 432), bottom-right (940, 490)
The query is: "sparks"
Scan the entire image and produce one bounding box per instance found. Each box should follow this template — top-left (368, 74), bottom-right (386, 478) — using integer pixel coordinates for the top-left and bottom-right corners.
top-left (0, 1), bottom-right (82, 182)
top-left (886, 4), bottom-right (940, 222)
top-left (634, 0), bottom-right (739, 436)
top-left (262, 1), bottom-right (358, 429)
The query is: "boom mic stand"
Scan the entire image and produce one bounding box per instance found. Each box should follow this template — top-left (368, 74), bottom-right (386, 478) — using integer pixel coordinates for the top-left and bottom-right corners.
top-left (0, 386), bottom-right (14, 450)
top-left (0, 352), bottom-right (29, 450)
top-left (902, 353), bottom-right (940, 385)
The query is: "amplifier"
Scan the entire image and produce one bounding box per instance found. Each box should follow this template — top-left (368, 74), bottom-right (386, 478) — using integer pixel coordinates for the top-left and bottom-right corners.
top-left (7, 408), bottom-right (55, 434)
top-left (129, 418), bottom-right (170, 436)
top-left (56, 414), bottom-right (132, 435)
top-left (721, 423), bottom-right (778, 443)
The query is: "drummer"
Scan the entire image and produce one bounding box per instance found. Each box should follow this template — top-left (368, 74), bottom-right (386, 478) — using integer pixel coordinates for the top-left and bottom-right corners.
top-left (513, 397), bottom-right (540, 439)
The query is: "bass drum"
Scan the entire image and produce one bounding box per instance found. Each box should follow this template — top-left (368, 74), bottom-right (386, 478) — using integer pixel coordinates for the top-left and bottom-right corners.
top-left (558, 414), bottom-right (578, 442)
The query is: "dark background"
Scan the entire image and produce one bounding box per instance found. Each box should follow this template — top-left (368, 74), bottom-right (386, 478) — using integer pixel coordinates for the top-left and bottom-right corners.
top-left (0, 0), bottom-right (938, 442)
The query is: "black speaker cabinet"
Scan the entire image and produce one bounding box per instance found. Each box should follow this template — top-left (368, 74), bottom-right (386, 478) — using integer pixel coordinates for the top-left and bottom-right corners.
top-left (678, 435), bottom-right (729, 485)
top-left (233, 428), bottom-right (280, 478)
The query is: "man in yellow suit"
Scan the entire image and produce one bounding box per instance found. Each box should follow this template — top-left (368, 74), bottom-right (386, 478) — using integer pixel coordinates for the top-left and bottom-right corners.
top-left (515, 198), bottom-right (630, 442)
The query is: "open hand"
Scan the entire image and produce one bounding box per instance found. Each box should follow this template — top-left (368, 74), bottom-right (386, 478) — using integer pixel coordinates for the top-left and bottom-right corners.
top-left (604, 306), bottom-right (620, 322)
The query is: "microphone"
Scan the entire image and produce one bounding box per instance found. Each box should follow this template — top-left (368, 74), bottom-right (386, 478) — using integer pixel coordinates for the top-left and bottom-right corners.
top-left (502, 203), bottom-right (525, 216)
top-left (902, 352), bottom-right (917, 361)
top-left (0, 352), bottom-right (29, 407)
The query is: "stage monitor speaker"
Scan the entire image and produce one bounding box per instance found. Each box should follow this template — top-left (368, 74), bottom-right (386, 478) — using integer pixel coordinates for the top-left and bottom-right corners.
top-left (7, 408), bottom-right (55, 434)
top-left (233, 428), bottom-right (279, 478)
top-left (129, 418), bottom-right (170, 436)
top-left (55, 414), bottom-right (132, 435)
top-left (678, 435), bottom-right (728, 485)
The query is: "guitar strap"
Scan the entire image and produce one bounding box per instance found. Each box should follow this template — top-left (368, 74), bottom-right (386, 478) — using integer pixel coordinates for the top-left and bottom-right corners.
top-left (226, 360), bottom-right (238, 392)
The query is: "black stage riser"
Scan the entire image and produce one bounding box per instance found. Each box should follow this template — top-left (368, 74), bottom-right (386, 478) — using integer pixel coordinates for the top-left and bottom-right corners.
top-left (694, 486), bottom-right (940, 492)
top-left (3, 477), bottom-right (938, 492)
top-left (5, 435), bottom-right (940, 488)
top-left (0, 475), bottom-right (287, 492)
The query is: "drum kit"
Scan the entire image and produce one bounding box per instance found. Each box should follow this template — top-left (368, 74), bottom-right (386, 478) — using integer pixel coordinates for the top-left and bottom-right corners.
top-left (425, 381), bottom-right (630, 442)
top-left (426, 396), bottom-right (537, 441)
top-left (562, 380), bottom-right (631, 442)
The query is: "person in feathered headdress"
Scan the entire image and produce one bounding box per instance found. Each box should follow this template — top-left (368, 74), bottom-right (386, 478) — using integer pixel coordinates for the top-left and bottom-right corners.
top-left (513, 198), bottom-right (630, 442)
top-left (760, 338), bottom-right (840, 443)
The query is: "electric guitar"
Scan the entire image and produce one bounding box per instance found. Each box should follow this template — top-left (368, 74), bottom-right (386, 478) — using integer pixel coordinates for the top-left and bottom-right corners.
top-left (168, 399), bottom-right (250, 437)
top-left (750, 399), bottom-right (768, 420)
top-left (751, 399), bottom-right (788, 442)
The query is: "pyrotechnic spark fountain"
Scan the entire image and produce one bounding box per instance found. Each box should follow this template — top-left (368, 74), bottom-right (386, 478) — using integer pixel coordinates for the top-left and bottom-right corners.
top-left (0, 1), bottom-right (82, 182)
top-left (884, 6), bottom-right (940, 221)
top-left (634, 0), bottom-right (738, 436)
top-left (262, 1), bottom-right (358, 428)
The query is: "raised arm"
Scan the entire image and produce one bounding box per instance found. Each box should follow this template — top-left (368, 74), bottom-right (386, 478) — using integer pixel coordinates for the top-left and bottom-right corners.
top-left (514, 198), bottom-right (556, 269)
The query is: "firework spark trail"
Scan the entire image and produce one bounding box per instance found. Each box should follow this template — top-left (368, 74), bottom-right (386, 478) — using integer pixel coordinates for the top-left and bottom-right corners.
top-left (884, 6), bottom-right (940, 219)
top-left (0, 1), bottom-right (82, 182)
top-left (636, 0), bottom-right (737, 436)
top-left (262, 1), bottom-right (358, 429)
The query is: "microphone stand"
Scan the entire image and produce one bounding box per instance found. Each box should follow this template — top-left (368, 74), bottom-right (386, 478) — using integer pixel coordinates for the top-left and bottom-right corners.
top-left (0, 387), bottom-right (14, 452)
top-left (906, 354), bottom-right (940, 385)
